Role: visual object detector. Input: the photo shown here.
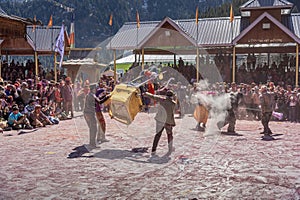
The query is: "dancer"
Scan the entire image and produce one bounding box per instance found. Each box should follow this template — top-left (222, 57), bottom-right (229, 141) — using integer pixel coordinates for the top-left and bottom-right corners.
top-left (95, 82), bottom-right (109, 143)
top-left (83, 84), bottom-right (110, 148)
top-left (259, 85), bottom-right (275, 137)
top-left (145, 89), bottom-right (176, 156)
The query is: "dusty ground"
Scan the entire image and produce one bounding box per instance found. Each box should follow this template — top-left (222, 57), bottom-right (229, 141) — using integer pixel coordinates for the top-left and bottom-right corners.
top-left (0, 111), bottom-right (299, 200)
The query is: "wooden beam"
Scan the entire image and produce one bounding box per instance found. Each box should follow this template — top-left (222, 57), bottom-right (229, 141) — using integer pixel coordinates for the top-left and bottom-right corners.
top-left (232, 46), bottom-right (236, 83)
top-left (54, 52), bottom-right (57, 82)
top-left (114, 50), bottom-right (117, 85)
top-left (296, 44), bottom-right (299, 87)
top-left (34, 51), bottom-right (39, 85)
top-left (142, 48), bottom-right (145, 71)
top-left (196, 47), bottom-right (199, 82)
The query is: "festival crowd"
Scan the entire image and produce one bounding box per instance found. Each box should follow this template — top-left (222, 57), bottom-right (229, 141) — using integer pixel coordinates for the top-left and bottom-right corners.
top-left (1, 55), bottom-right (299, 136)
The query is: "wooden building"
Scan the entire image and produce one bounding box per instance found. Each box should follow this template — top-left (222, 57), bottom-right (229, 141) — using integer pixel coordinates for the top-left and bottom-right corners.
top-left (108, 0), bottom-right (300, 86)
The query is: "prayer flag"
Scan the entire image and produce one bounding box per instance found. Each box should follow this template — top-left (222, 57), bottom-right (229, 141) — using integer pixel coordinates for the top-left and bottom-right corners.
top-left (136, 11), bottom-right (140, 28)
top-left (69, 14), bottom-right (75, 48)
top-left (47, 15), bottom-right (53, 28)
top-left (108, 13), bottom-right (113, 26)
top-left (195, 6), bottom-right (199, 24)
top-left (32, 15), bottom-right (37, 32)
top-left (230, 4), bottom-right (234, 22)
top-left (55, 24), bottom-right (65, 69)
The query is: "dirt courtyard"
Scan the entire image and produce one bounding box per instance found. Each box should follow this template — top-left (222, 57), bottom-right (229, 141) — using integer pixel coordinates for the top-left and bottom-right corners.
top-left (0, 111), bottom-right (299, 199)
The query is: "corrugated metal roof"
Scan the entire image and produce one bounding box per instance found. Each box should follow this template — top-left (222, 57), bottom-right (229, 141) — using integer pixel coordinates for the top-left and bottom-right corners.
top-left (26, 26), bottom-right (62, 52)
top-left (240, 0), bottom-right (293, 9)
top-left (0, 6), bottom-right (32, 24)
top-left (110, 10), bottom-right (300, 50)
top-left (290, 14), bottom-right (300, 38)
top-left (63, 58), bottom-right (105, 66)
top-left (0, 7), bottom-right (7, 16)
top-left (177, 17), bottom-right (241, 46)
top-left (108, 21), bottom-right (159, 50)
top-left (109, 17), bottom-right (242, 49)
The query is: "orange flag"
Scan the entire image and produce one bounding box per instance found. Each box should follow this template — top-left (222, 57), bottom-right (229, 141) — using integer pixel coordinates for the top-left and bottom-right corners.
top-left (108, 13), bottom-right (113, 26)
top-left (195, 6), bottom-right (199, 24)
top-left (47, 15), bottom-right (53, 28)
top-left (230, 4), bottom-right (234, 22)
top-left (136, 11), bottom-right (140, 28)
top-left (32, 15), bottom-right (37, 32)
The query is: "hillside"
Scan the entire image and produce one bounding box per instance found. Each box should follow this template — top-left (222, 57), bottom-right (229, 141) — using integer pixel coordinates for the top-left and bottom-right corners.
top-left (0, 0), bottom-right (299, 47)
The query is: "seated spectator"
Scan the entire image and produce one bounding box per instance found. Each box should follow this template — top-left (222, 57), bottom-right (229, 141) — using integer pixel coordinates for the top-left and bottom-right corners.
top-left (23, 99), bottom-right (36, 116)
top-left (7, 105), bottom-right (32, 130)
top-left (28, 104), bottom-right (53, 128)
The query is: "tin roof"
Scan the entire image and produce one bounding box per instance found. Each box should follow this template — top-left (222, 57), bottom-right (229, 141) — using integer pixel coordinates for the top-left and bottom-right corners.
top-left (26, 26), bottom-right (70, 54)
top-left (240, 0), bottom-right (293, 10)
top-left (62, 58), bottom-right (106, 67)
top-left (0, 6), bottom-right (32, 24)
top-left (108, 16), bottom-right (242, 50)
top-left (177, 17), bottom-right (241, 47)
top-left (108, 21), bottom-right (159, 50)
top-left (107, 10), bottom-right (300, 50)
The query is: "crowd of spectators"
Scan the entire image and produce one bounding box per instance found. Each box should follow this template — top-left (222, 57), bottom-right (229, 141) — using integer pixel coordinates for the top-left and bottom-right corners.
top-left (1, 59), bottom-right (63, 83)
top-left (126, 58), bottom-right (300, 123)
top-left (1, 54), bottom-right (299, 133)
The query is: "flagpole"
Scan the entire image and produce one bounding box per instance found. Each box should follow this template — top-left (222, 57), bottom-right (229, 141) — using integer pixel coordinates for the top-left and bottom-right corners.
top-left (196, 21), bottom-right (199, 83)
top-left (34, 25), bottom-right (39, 86)
top-left (195, 6), bottom-right (199, 82)
top-left (296, 43), bottom-right (299, 87)
top-left (0, 46), bottom-right (2, 79)
top-left (54, 52), bottom-right (57, 82)
top-left (113, 50), bottom-right (117, 85)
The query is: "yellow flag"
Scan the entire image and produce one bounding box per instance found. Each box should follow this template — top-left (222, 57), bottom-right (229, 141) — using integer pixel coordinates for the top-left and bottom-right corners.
top-left (32, 15), bottom-right (37, 32)
top-left (47, 15), bottom-right (53, 28)
top-left (195, 6), bottom-right (199, 24)
top-left (230, 4), bottom-right (234, 22)
top-left (108, 13), bottom-right (113, 26)
top-left (136, 11), bottom-right (140, 28)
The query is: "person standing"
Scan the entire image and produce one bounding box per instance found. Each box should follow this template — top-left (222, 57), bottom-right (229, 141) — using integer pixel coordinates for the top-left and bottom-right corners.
top-left (145, 90), bottom-right (176, 156)
top-left (83, 84), bottom-right (110, 148)
top-left (95, 82), bottom-right (109, 143)
top-left (259, 85), bottom-right (275, 136)
top-left (61, 77), bottom-right (74, 118)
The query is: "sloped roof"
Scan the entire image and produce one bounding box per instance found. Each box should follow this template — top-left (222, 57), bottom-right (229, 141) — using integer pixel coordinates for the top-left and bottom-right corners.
top-left (108, 21), bottom-right (159, 50)
top-left (108, 16), bottom-right (241, 50)
top-left (109, 7), bottom-right (300, 51)
top-left (0, 6), bottom-right (32, 24)
top-left (26, 25), bottom-right (70, 54)
top-left (0, 7), bottom-right (7, 16)
top-left (62, 58), bottom-right (106, 67)
top-left (138, 17), bottom-right (197, 48)
top-left (233, 12), bottom-right (300, 44)
top-left (240, 0), bottom-right (293, 10)
top-left (178, 17), bottom-right (241, 46)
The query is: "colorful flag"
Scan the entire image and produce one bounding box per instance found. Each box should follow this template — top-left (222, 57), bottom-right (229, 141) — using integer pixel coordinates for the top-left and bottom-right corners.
top-left (69, 14), bottom-right (75, 48)
top-left (32, 15), bottom-right (37, 32)
top-left (108, 13), bottom-right (113, 26)
top-left (55, 24), bottom-right (65, 69)
top-left (195, 6), bottom-right (199, 24)
top-left (47, 15), bottom-right (53, 28)
top-left (230, 4), bottom-right (234, 22)
top-left (136, 11), bottom-right (140, 28)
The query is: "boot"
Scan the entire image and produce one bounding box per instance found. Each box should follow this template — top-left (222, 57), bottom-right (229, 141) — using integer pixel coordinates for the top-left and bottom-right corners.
top-left (167, 141), bottom-right (174, 155)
